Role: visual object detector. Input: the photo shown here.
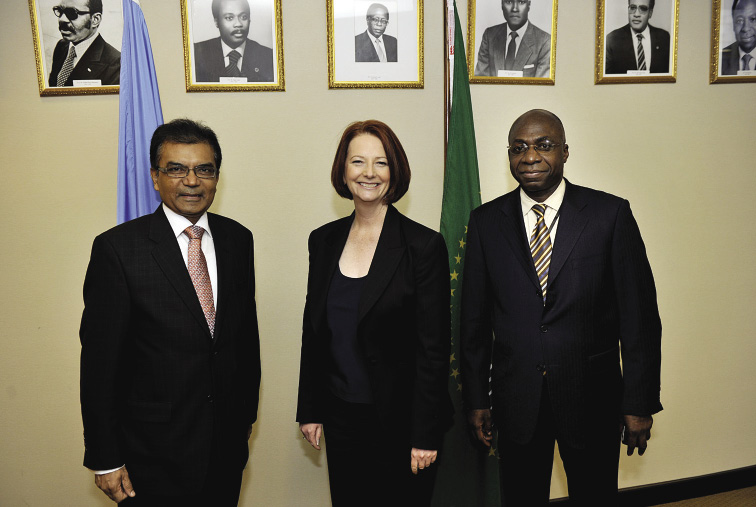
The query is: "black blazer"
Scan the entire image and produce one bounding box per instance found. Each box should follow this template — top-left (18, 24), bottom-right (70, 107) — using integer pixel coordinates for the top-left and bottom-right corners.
top-left (354, 31), bottom-right (398, 62)
top-left (605, 24), bottom-right (670, 74)
top-left (49, 34), bottom-right (121, 87)
top-left (79, 206), bottom-right (260, 495)
top-left (296, 206), bottom-right (452, 450)
top-left (193, 37), bottom-right (274, 82)
top-left (460, 181), bottom-right (662, 448)
top-left (721, 41), bottom-right (743, 75)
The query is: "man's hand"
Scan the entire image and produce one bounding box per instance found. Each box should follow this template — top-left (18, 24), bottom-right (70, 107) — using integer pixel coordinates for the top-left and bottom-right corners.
top-left (300, 423), bottom-right (323, 450)
top-left (467, 409), bottom-right (493, 447)
top-left (94, 466), bottom-right (135, 503)
top-left (410, 448), bottom-right (438, 475)
top-left (622, 415), bottom-right (653, 456)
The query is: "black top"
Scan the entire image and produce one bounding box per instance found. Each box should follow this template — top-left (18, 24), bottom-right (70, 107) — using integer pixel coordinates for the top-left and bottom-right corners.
top-left (327, 266), bottom-right (372, 403)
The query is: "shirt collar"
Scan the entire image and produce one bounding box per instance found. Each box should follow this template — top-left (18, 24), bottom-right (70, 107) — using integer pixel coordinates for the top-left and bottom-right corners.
top-left (162, 203), bottom-right (212, 240)
top-left (220, 38), bottom-right (246, 58)
top-left (630, 24), bottom-right (651, 41)
top-left (507, 21), bottom-right (530, 40)
top-left (519, 178), bottom-right (566, 217)
top-left (68, 30), bottom-right (98, 57)
top-left (739, 45), bottom-right (755, 59)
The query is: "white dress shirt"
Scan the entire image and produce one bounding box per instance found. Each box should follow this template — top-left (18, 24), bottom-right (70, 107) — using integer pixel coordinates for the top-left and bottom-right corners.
top-left (506, 21), bottom-right (530, 61)
top-left (738, 46), bottom-right (756, 70)
top-left (371, 34), bottom-right (388, 62)
top-left (630, 25), bottom-right (652, 70)
top-left (66, 30), bottom-right (99, 69)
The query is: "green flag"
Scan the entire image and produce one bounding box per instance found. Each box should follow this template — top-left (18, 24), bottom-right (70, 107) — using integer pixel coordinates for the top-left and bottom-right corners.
top-left (433, 2), bottom-right (500, 506)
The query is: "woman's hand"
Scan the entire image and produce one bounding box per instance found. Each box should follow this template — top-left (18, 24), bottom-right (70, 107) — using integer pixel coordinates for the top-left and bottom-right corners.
top-left (410, 448), bottom-right (438, 475)
top-left (300, 423), bottom-right (323, 450)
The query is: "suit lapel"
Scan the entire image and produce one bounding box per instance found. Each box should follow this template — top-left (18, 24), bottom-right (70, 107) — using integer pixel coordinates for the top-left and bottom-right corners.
top-left (548, 181), bottom-right (589, 287)
top-left (513, 25), bottom-right (536, 69)
top-left (149, 207), bottom-right (212, 338)
top-left (309, 215), bottom-right (353, 335)
top-left (208, 214), bottom-right (231, 343)
top-left (357, 206), bottom-right (406, 323)
top-left (499, 192), bottom-right (541, 290)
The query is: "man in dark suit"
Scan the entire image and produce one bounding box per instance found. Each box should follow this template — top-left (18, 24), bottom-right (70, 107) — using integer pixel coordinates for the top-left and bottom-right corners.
top-left (355, 3), bottom-right (398, 62)
top-left (461, 109), bottom-right (662, 504)
top-left (605, 0), bottom-right (670, 74)
top-left (721, 0), bottom-right (756, 75)
top-left (48, 0), bottom-right (120, 87)
top-left (80, 119), bottom-right (261, 505)
top-left (193, 0), bottom-right (274, 82)
top-left (475, 0), bottom-right (551, 78)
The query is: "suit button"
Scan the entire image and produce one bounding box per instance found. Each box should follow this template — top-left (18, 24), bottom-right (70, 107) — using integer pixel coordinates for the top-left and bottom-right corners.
top-left (540, 325), bottom-right (548, 333)
top-left (536, 364), bottom-right (547, 375)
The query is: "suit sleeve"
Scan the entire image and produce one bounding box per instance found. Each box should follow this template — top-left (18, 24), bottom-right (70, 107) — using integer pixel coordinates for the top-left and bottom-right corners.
top-left (409, 233), bottom-right (452, 450)
top-left (460, 210), bottom-right (494, 412)
top-left (534, 32), bottom-right (551, 78)
top-left (79, 235), bottom-right (130, 470)
top-left (475, 28), bottom-right (493, 76)
top-left (296, 231), bottom-right (324, 424)
top-left (242, 230), bottom-right (261, 426)
top-left (611, 200), bottom-right (662, 416)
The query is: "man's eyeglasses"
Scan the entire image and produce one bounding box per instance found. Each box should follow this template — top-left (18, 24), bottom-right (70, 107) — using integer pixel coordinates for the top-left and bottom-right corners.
top-left (507, 142), bottom-right (563, 155)
top-left (52, 6), bottom-right (92, 20)
top-left (628, 4), bottom-right (650, 14)
top-left (155, 165), bottom-right (218, 179)
top-left (368, 16), bottom-right (388, 25)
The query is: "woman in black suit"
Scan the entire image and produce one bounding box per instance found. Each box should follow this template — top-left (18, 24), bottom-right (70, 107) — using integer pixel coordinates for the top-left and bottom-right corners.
top-left (297, 120), bottom-right (452, 506)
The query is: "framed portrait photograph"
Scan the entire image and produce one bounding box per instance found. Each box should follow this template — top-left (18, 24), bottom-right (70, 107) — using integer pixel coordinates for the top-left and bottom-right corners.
top-left (467, 0), bottom-right (558, 85)
top-left (28, 0), bottom-right (122, 96)
top-left (327, 0), bottom-right (424, 89)
top-left (181, 0), bottom-right (285, 92)
top-left (710, 0), bottom-right (756, 83)
top-left (596, 0), bottom-right (679, 84)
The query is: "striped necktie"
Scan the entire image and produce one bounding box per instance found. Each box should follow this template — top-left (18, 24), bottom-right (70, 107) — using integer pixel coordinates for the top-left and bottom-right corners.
top-left (185, 226), bottom-right (215, 336)
top-left (375, 39), bottom-right (386, 62)
top-left (636, 34), bottom-right (647, 71)
top-left (57, 45), bottom-right (77, 86)
top-left (529, 204), bottom-right (552, 303)
top-left (225, 49), bottom-right (242, 77)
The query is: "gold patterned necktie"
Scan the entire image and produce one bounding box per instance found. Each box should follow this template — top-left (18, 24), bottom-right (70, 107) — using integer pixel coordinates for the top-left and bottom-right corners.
top-left (529, 204), bottom-right (552, 304)
top-left (57, 45), bottom-right (77, 86)
top-left (185, 226), bottom-right (215, 335)
top-left (636, 34), bottom-right (647, 71)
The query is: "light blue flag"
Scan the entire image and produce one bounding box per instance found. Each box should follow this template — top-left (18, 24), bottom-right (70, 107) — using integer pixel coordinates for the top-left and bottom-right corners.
top-left (118, 0), bottom-right (163, 224)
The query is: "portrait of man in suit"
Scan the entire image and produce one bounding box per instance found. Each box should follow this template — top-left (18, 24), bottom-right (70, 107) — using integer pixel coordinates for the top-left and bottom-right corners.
top-left (48, 0), bottom-right (120, 87)
top-left (721, 0), bottom-right (756, 74)
top-left (474, 0), bottom-right (551, 78)
top-left (605, 0), bottom-right (671, 74)
top-left (80, 119), bottom-right (261, 505)
top-left (355, 3), bottom-right (398, 62)
top-left (193, 0), bottom-right (275, 82)
top-left (461, 109), bottom-right (662, 504)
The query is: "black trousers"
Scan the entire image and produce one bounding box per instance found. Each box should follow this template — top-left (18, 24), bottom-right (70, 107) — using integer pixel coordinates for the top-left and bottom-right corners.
top-left (497, 382), bottom-right (620, 506)
top-left (323, 393), bottom-right (438, 507)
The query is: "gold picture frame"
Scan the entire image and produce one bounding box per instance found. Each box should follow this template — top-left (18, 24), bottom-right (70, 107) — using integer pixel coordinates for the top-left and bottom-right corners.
top-left (327, 0), bottom-right (424, 89)
top-left (596, 0), bottom-right (679, 84)
top-left (28, 0), bottom-right (122, 96)
top-left (467, 0), bottom-right (558, 85)
top-left (181, 0), bottom-right (285, 92)
top-left (710, 0), bottom-right (756, 83)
